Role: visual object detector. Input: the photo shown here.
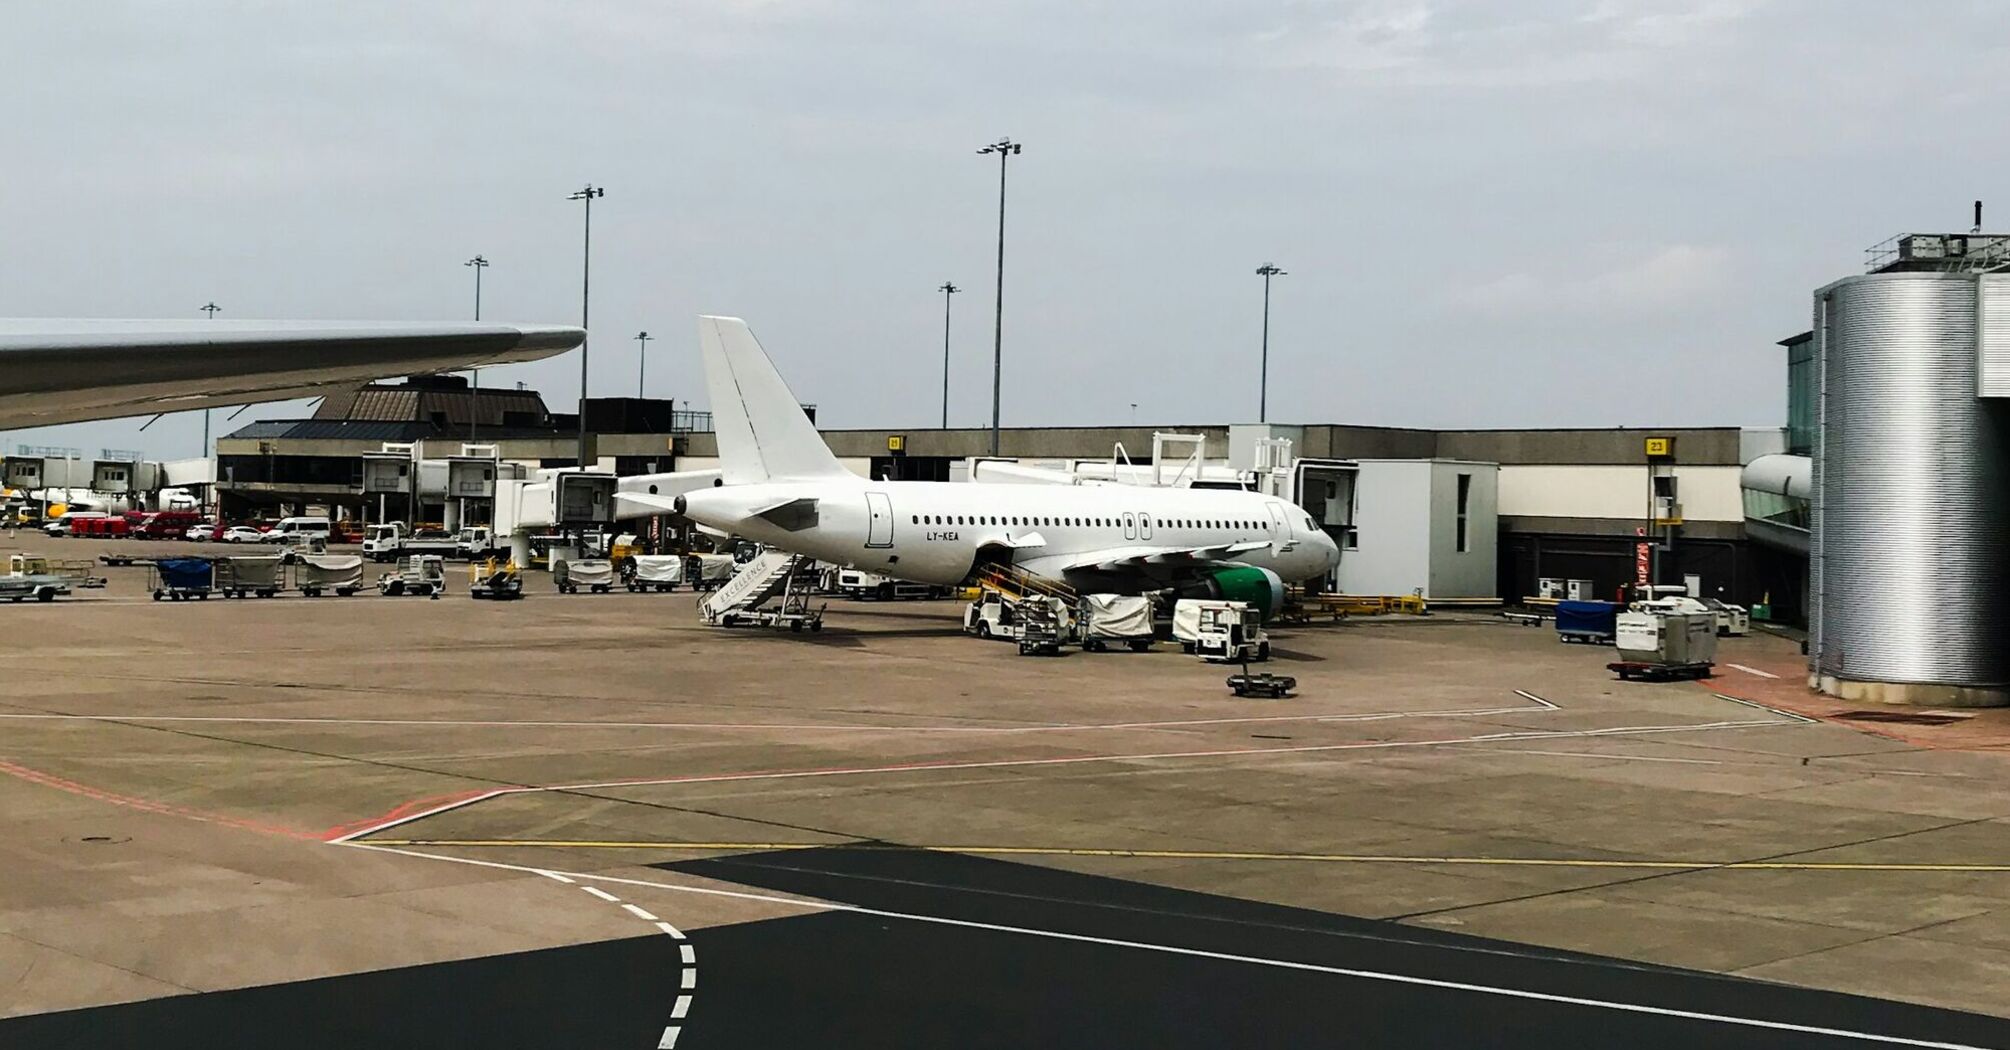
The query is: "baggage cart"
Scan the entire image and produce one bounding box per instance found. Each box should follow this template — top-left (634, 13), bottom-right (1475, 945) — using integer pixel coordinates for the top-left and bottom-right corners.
top-left (1555, 600), bottom-right (1619, 645)
top-left (296, 554), bottom-right (364, 597)
top-left (149, 557), bottom-right (214, 601)
top-left (217, 555), bottom-right (284, 598)
top-left (555, 558), bottom-right (616, 594)
top-left (624, 554), bottom-right (684, 593)
top-left (1079, 594), bottom-right (1155, 653)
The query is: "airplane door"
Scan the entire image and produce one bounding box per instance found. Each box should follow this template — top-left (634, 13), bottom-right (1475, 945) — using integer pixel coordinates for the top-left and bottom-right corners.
top-left (1140, 513), bottom-right (1154, 540)
top-left (1266, 503), bottom-right (1293, 545)
top-left (1122, 512), bottom-right (1137, 541)
top-left (865, 492), bottom-right (893, 548)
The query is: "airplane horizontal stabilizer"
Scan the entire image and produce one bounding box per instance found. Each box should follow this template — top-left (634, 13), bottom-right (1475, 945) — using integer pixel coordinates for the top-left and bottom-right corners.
top-left (748, 496), bottom-right (820, 531)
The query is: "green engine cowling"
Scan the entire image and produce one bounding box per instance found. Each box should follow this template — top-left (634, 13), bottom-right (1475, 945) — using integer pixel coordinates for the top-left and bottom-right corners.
top-left (1179, 565), bottom-right (1286, 621)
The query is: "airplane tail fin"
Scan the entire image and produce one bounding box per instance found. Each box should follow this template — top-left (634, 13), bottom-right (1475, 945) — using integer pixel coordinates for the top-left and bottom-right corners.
top-left (699, 316), bottom-right (849, 484)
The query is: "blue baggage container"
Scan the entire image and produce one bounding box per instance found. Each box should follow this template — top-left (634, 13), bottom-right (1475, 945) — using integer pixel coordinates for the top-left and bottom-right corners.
top-left (1555, 600), bottom-right (1618, 644)
top-left (151, 557), bottom-right (214, 601)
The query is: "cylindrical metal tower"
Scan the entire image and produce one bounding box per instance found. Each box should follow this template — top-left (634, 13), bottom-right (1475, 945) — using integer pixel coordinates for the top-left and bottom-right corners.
top-left (1812, 272), bottom-right (2010, 705)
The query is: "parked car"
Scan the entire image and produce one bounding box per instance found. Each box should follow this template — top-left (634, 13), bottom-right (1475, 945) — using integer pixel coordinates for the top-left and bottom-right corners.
top-left (220, 526), bottom-right (266, 544)
top-left (185, 523), bottom-right (217, 542)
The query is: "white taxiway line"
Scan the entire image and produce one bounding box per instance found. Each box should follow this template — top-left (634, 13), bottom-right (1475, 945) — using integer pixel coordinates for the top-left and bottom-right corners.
top-left (535, 869), bottom-right (695, 1049)
top-left (1725, 664), bottom-right (1782, 680)
top-left (351, 843), bottom-right (1989, 1050)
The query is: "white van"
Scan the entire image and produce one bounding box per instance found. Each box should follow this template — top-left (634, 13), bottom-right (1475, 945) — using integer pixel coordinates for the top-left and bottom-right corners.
top-left (261, 516), bottom-right (333, 543)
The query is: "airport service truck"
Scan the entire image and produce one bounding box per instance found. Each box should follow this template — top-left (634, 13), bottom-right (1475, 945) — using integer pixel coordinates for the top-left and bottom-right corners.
top-left (362, 523), bottom-right (461, 562)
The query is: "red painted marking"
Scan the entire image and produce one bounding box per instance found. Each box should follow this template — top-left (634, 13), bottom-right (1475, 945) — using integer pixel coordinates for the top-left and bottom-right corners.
top-left (0, 758), bottom-right (318, 840)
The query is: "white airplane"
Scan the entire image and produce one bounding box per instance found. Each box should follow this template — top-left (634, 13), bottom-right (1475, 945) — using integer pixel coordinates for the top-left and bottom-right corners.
top-left (0, 319), bottom-right (582, 429)
top-left (617, 317), bottom-right (1339, 616)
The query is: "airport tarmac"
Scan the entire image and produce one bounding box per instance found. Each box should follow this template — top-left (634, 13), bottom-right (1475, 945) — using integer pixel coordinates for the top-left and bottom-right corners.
top-left (3, 541), bottom-right (2010, 1047)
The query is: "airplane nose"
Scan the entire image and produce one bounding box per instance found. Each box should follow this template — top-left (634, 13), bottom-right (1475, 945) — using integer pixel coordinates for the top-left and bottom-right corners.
top-left (1321, 532), bottom-right (1341, 571)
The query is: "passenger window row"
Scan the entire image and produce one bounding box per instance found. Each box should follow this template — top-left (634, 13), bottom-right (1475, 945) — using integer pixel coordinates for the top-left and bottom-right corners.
top-left (909, 514), bottom-right (1270, 531)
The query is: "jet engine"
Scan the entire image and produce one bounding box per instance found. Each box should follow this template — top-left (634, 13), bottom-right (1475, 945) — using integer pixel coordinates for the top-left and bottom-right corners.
top-left (1175, 565), bottom-right (1286, 621)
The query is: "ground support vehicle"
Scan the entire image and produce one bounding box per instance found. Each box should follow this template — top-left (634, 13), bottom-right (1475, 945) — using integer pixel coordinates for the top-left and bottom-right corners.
top-left (455, 526), bottom-right (496, 560)
top-left (469, 559), bottom-right (523, 600)
top-left (624, 554), bottom-right (683, 593)
top-left (555, 558), bottom-right (616, 594)
top-left (837, 567), bottom-right (939, 600)
top-left (363, 524), bottom-right (460, 562)
top-left (1079, 594), bottom-right (1155, 652)
top-left (1177, 600), bottom-right (1271, 663)
top-left (1607, 660), bottom-right (1714, 682)
top-left (296, 554), bottom-right (364, 597)
top-left (1227, 671), bottom-right (1297, 698)
top-left (216, 555), bottom-right (284, 598)
top-left (0, 556), bottom-right (88, 602)
top-left (377, 556), bottom-right (445, 598)
top-left (149, 557), bottom-right (214, 601)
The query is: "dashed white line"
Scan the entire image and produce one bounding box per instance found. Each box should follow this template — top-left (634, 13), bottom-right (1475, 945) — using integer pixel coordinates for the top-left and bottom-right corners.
top-left (535, 869), bottom-right (695, 1048)
top-left (1725, 663), bottom-right (1781, 679)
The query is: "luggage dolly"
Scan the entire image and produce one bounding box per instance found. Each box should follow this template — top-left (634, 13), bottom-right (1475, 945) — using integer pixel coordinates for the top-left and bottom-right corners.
top-left (1607, 660), bottom-right (1713, 682)
top-left (1226, 656), bottom-right (1296, 698)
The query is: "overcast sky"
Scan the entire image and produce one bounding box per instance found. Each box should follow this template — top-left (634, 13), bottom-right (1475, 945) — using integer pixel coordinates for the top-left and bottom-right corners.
top-left (4, 1), bottom-right (2005, 460)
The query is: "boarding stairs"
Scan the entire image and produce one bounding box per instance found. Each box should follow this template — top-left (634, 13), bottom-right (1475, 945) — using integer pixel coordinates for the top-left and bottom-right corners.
top-left (700, 549), bottom-right (825, 630)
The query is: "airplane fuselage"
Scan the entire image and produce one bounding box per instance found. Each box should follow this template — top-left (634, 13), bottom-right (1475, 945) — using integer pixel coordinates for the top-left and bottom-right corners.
top-left (679, 477), bottom-right (1340, 589)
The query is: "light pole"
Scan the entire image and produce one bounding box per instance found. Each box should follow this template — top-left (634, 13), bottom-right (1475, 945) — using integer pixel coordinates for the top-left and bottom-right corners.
top-left (567, 184), bottom-right (605, 469)
top-left (937, 282), bottom-right (959, 429)
top-left (635, 330), bottom-right (652, 398)
top-left (465, 255), bottom-right (488, 441)
top-left (199, 302), bottom-right (220, 458)
top-left (977, 138), bottom-right (1022, 456)
top-left (1255, 264), bottom-right (1286, 423)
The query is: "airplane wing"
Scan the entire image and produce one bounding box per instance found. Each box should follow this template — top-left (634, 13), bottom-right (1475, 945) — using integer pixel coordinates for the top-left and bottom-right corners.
top-left (1021, 540), bottom-right (1272, 576)
top-left (0, 319), bottom-right (584, 429)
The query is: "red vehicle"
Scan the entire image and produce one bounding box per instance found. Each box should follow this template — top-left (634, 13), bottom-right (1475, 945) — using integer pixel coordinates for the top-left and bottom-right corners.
top-left (134, 510), bottom-right (204, 540)
top-left (74, 516), bottom-right (130, 539)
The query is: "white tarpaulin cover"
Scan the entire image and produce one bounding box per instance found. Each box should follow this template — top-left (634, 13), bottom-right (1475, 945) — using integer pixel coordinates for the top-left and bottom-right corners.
top-left (565, 559), bottom-right (616, 586)
top-left (219, 554), bottom-right (284, 589)
top-left (1173, 599), bottom-right (1247, 642)
top-left (631, 555), bottom-right (684, 584)
top-left (297, 554), bottom-right (363, 589)
top-left (1081, 594), bottom-right (1153, 639)
top-left (691, 554), bottom-right (737, 582)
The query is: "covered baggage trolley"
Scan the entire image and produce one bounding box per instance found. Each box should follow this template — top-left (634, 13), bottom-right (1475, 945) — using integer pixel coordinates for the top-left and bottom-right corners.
top-left (1555, 600), bottom-right (1619, 645)
top-left (296, 554), bottom-right (364, 597)
top-left (556, 558), bottom-right (616, 594)
top-left (1078, 594), bottom-right (1155, 653)
top-left (686, 553), bottom-right (736, 591)
top-left (150, 557), bottom-right (214, 601)
top-left (217, 554), bottom-right (284, 598)
top-left (625, 554), bottom-right (684, 593)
